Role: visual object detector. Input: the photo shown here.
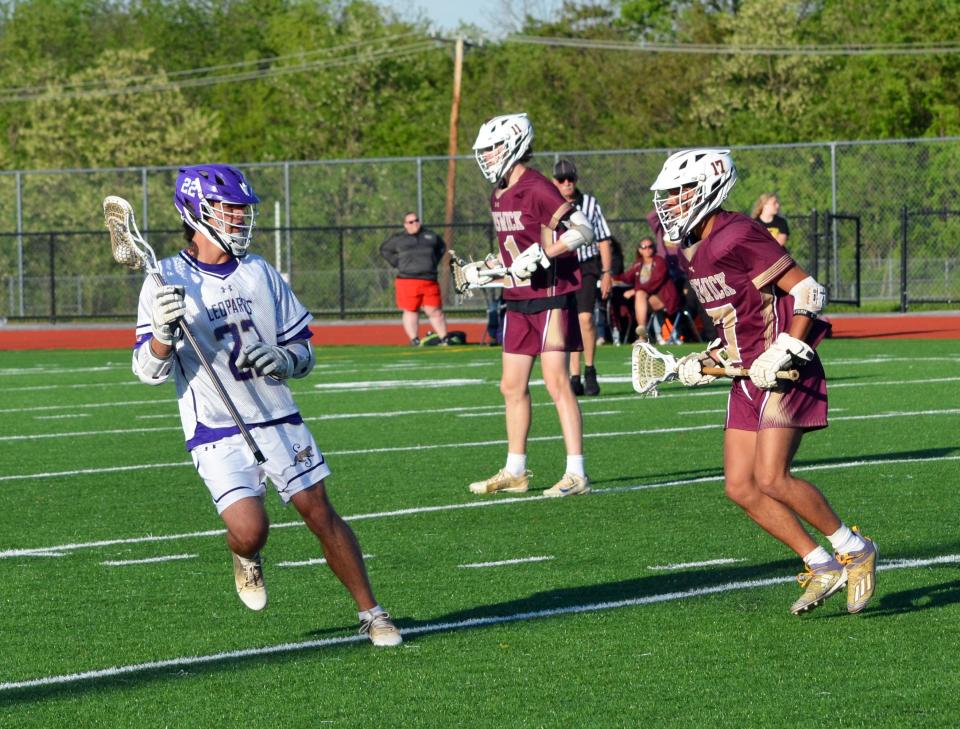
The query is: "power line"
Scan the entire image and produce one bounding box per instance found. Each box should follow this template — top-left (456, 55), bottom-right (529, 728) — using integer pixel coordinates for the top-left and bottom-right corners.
top-left (0, 36), bottom-right (443, 103)
top-left (507, 35), bottom-right (960, 57)
top-left (0, 33), bottom-right (424, 97)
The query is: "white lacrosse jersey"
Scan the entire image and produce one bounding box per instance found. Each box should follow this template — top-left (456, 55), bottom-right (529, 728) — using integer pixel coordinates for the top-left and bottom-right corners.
top-left (134, 251), bottom-right (313, 451)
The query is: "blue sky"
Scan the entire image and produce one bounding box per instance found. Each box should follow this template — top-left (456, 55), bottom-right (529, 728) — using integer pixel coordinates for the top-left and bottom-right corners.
top-left (378, 0), bottom-right (561, 34)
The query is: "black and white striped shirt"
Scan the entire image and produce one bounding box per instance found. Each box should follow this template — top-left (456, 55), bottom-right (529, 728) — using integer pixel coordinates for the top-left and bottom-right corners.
top-left (572, 190), bottom-right (611, 262)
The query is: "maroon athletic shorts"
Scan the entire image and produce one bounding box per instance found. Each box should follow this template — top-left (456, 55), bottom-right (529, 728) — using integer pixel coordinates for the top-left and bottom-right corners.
top-left (501, 306), bottom-right (583, 356)
top-left (724, 356), bottom-right (828, 432)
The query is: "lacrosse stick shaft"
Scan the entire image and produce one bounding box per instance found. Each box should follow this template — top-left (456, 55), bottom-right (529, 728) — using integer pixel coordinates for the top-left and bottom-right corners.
top-left (702, 365), bottom-right (799, 381)
top-left (150, 272), bottom-right (267, 465)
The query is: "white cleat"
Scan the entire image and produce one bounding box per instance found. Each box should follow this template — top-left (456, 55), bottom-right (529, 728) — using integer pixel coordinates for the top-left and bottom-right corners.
top-left (232, 551), bottom-right (267, 611)
top-left (543, 472), bottom-right (591, 498)
top-left (360, 612), bottom-right (403, 647)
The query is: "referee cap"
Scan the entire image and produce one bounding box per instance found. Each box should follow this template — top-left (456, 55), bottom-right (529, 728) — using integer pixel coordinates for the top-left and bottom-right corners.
top-left (553, 159), bottom-right (578, 181)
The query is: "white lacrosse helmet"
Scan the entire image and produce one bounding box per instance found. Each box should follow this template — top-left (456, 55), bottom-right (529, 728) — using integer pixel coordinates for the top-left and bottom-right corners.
top-left (650, 149), bottom-right (737, 242)
top-left (472, 113), bottom-right (534, 184)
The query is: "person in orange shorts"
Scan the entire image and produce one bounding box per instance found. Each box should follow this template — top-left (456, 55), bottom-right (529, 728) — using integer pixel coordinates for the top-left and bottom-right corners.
top-left (380, 212), bottom-right (450, 346)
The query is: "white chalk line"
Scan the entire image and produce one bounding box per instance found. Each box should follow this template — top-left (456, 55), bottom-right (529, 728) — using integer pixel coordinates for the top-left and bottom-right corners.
top-left (2, 552), bottom-right (957, 693)
top-left (101, 554), bottom-right (197, 566)
top-left (459, 556), bottom-right (555, 569)
top-left (649, 558), bottom-right (746, 570)
top-left (3, 452), bottom-right (957, 561)
top-left (4, 405), bottom-right (959, 480)
top-left (276, 553), bottom-right (374, 568)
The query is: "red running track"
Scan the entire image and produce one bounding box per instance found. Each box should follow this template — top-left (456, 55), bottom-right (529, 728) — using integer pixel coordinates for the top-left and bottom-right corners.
top-left (0, 314), bottom-right (958, 351)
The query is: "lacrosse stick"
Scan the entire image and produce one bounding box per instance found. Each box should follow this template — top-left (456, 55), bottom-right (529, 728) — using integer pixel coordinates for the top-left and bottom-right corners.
top-left (631, 341), bottom-right (799, 395)
top-left (103, 196), bottom-right (266, 464)
top-left (449, 250), bottom-right (508, 298)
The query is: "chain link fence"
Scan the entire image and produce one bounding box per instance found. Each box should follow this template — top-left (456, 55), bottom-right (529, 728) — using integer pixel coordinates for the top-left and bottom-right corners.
top-left (1, 137), bottom-right (958, 320)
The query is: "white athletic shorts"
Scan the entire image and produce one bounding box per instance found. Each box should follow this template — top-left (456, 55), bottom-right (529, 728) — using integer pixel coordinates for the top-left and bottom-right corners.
top-left (190, 421), bottom-right (332, 514)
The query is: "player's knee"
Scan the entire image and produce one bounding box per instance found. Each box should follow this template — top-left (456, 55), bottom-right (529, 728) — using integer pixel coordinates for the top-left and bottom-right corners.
top-left (229, 523), bottom-right (268, 555)
top-left (754, 469), bottom-right (789, 498)
top-left (499, 379), bottom-right (527, 401)
top-left (724, 478), bottom-right (757, 507)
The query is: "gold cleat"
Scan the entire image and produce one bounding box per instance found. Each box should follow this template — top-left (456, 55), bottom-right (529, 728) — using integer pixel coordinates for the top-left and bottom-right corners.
top-left (468, 469), bottom-right (530, 495)
top-left (790, 560), bottom-right (847, 615)
top-left (837, 527), bottom-right (878, 614)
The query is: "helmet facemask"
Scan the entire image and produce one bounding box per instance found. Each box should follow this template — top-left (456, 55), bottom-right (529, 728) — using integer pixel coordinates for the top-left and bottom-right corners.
top-left (650, 149), bottom-right (737, 243)
top-left (194, 198), bottom-right (258, 258)
top-left (472, 113), bottom-right (534, 184)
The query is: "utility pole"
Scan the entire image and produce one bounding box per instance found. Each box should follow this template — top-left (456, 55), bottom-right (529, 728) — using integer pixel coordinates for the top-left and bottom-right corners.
top-left (440, 35), bottom-right (465, 300)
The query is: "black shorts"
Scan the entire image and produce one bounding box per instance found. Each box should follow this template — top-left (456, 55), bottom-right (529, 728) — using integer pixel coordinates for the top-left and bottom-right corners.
top-left (574, 257), bottom-right (601, 314)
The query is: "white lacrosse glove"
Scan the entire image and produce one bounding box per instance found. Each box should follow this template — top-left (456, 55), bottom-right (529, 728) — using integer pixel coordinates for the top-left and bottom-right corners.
top-left (508, 244), bottom-right (550, 281)
top-left (461, 259), bottom-right (502, 290)
top-left (151, 285), bottom-right (186, 346)
top-left (676, 352), bottom-right (717, 387)
top-left (676, 338), bottom-right (727, 387)
top-left (749, 332), bottom-right (814, 389)
top-left (236, 342), bottom-right (295, 380)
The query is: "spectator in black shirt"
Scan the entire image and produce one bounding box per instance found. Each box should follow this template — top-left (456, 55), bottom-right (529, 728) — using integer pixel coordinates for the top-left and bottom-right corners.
top-left (752, 193), bottom-right (790, 248)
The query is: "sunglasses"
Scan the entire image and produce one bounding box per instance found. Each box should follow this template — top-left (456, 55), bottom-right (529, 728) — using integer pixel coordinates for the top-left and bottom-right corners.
top-left (554, 176), bottom-right (576, 184)
top-left (639, 244), bottom-right (654, 250)
top-left (404, 218), bottom-right (419, 224)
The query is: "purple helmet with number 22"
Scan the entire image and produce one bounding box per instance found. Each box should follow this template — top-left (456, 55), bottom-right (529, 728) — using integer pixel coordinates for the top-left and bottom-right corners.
top-left (174, 164), bottom-right (260, 258)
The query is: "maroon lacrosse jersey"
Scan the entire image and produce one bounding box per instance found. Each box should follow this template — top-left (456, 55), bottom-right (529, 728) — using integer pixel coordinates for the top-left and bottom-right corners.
top-left (489, 167), bottom-right (581, 301)
top-left (678, 210), bottom-right (802, 367)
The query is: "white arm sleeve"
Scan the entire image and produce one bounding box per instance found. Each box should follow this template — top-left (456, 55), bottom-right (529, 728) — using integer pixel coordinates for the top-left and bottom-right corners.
top-left (132, 341), bottom-right (174, 385)
top-left (286, 339), bottom-right (315, 379)
top-left (558, 209), bottom-right (595, 252)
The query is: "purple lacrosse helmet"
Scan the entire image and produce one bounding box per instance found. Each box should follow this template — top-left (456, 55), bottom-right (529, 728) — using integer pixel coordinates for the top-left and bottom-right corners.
top-left (174, 164), bottom-right (260, 257)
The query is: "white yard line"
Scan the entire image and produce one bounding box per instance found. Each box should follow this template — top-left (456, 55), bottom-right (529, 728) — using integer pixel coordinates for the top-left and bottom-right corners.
top-left (101, 554), bottom-right (197, 566)
top-left (648, 558), bottom-right (746, 570)
top-left (459, 556), bottom-right (555, 568)
top-left (4, 406), bottom-right (958, 451)
top-left (3, 375), bottom-right (958, 418)
top-left (3, 452), bottom-right (957, 560)
top-left (2, 553), bottom-right (957, 692)
top-left (277, 553), bottom-right (373, 568)
top-left (3, 412), bottom-right (959, 483)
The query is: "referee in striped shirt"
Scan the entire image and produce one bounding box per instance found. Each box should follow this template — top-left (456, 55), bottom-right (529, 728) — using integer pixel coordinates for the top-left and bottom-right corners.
top-left (553, 159), bottom-right (613, 397)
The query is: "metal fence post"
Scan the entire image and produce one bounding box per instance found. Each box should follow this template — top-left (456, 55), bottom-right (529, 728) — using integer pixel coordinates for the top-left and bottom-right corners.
top-left (338, 227), bottom-right (346, 318)
top-left (141, 167), bottom-right (149, 233)
top-left (810, 208), bottom-right (818, 280)
top-left (49, 233), bottom-right (56, 322)
top-left (416, 157), bottom-right (423, 222)
top-left (283, 161), bottom-right (291, 276)
top-left (16, 171), bottom-right (23, 317)
top-left (900, 206), bottom-right (908, 312)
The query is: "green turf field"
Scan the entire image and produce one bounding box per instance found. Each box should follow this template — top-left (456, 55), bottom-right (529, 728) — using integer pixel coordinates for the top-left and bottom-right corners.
top-left (1, 339), bottom-right (959, 728)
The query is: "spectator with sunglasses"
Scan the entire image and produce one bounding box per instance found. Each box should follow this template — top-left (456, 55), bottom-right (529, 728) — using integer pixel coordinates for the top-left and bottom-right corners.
top-left (616, 236), bottom-right (680, 343)
top-left (380, 212), bottom-right (450, 346)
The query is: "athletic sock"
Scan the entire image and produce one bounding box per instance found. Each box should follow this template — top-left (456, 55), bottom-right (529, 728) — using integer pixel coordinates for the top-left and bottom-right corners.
top-left (358, 604), bottom-right (384, 622)
top-left (565, 454), bottom-right (585, 478)
top-left (505, 453), bottom-right (527, 476)
top-left (803, 546), bottom-right (833, 567)
top-left (828, 524), bottom-right (867, 554)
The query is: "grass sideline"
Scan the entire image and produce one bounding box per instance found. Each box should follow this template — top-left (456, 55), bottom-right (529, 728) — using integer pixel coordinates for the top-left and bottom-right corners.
top-left (1, 339), bottom-right (959, 727)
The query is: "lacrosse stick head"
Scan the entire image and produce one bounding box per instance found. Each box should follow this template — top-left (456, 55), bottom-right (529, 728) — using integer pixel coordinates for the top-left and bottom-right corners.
top-left (103, 196), bottom-right (157, 273)
top-left (631, 341), bottom-right (679, 395)
top-left (449, 250), bottom-right (474, 297)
